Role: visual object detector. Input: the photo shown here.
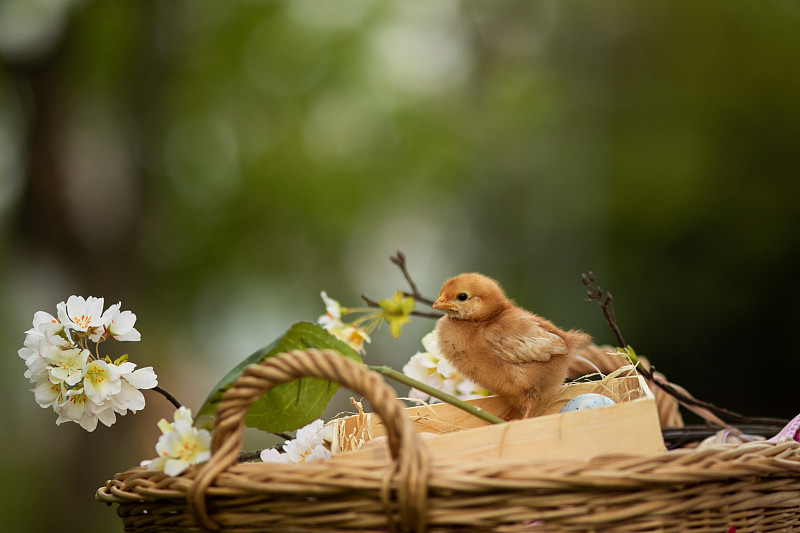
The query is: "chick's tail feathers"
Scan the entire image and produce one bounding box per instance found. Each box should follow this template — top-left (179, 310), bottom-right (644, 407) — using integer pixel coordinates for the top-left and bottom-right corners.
top-left (565, 329), bottom-right (592, 354)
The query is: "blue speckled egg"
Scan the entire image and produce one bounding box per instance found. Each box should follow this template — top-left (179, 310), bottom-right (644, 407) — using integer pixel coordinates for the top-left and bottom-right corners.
top-left (560, 393), bottom-right (616, 413)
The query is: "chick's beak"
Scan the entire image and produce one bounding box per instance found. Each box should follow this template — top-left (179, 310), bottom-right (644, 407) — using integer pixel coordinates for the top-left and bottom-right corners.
top-left (432, 296), bottom-right (451, 311)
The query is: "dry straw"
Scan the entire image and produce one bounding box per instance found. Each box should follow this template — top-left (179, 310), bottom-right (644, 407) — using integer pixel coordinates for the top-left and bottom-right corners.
top-left (97, 349), bottom-right (800, 532)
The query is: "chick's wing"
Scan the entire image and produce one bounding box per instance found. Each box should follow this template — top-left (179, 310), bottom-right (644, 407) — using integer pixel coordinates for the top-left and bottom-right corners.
top-left (484, 311), bottom-right (568, 363)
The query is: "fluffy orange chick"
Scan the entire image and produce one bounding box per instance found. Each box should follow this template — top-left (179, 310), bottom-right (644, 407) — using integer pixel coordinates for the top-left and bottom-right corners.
top-left (432, 273), bottom-right (591, 419)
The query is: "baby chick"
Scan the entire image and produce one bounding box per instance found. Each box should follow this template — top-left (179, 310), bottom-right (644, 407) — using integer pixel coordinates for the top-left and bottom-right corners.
top-left (432, 273), bottom-right (591, 419)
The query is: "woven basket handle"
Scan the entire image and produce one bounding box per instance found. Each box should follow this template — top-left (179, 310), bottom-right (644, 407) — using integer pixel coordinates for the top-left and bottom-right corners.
top-left (188, 348), bottom-right (430, 532)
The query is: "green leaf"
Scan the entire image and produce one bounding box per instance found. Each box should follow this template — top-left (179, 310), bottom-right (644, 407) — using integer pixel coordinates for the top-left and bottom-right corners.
top-left (195, 322), bottom-right (361, 433)
top-left (619, 345), bottom-right (640, 365)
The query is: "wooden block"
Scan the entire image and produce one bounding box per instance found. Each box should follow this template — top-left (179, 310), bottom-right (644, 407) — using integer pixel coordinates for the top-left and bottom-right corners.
top-left (331, 369), bottom-right (665, 463)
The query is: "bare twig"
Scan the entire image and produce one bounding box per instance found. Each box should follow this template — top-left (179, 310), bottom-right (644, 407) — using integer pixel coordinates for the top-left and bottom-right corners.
top-left (648, 370), bottom-right (787, 426)
top-left (237, 430), bottom-right (295, 463)
top-left (152, 385), bottom-right (183, 409)
top-left (360, 251), bottom-right (443, 318)
top-left (581, 272), bottom-right (790, 428)
top-left (390, 251), bottom-right (437, 306)
top-left (238, 450), bottom-right (264, 462)
top-left (662, 423), bottom-right (785, 443)
top-left (662, 423), bottom-right (788, 450)
top-left (582, 272), bottom-right (625, 347)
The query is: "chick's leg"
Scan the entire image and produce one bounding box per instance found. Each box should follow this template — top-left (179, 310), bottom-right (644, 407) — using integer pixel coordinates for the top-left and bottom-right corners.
top-left (521, 390), bottom-right (541, 419)
top-left (499, 405), bottom-right (521, 421)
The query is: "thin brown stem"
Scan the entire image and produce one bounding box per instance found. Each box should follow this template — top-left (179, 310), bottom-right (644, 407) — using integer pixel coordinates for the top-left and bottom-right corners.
top-left (390, 251), bottom-right (438, 306)
top-left (581, 272), bottom-right (790, 428)
top-left (238, 450), bottom-right (263, 462)
top-left (151, 385), bottom-right (183, 409)
top-left (644, 368), bottom-right (787, 426)
top-left (662, 423), bottom-right (786, 449)
top-left (582, 272), bottom-right (625, 347)
top-left (237, 433), bottom-right (294, 463)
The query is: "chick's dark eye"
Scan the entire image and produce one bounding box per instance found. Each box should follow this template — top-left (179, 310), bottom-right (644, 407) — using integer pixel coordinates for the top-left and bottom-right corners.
top-left (456, 293), bottom-right (468, 301)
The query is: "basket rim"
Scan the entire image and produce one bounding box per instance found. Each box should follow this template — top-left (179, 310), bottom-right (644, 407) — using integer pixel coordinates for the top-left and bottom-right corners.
top-left (99, 439), bottom-right (800, 502)
top-left (96, 349), bottom-right (800, 532)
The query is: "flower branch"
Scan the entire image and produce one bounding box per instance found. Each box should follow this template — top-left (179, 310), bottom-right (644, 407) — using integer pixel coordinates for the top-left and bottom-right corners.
top-left (360, 251), bottom-right (443, 319)
top-left (360, 294), bottom-right (442, 320)
top-left (18, 296), bottom-right (173, 432)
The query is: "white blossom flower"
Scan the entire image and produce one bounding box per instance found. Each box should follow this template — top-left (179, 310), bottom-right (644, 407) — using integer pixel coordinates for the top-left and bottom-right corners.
top-left (118, 362), bottom-right (157, 390)
top-left (260, 443), bottom-right (332, 464)
top-left (402, 331), bottom-right (490, 403)
top-left (260, 441), bottom-right (332, 464)
top-left (319, 290), bottom-right (345, 321)
top-left (78, 399), bottom-right (125, 431)
top-left (18, 329), bottom-right (41, 361)
top-left (111, 362), bottom-right (157, 414)
top-left (317, 291), bottom-right (371, 354)
top-left (55, 389), bottom-right (101, 432)
top-left (19, 331), bottom-right (48, 381)
top-left (110, 380), bottom-right (145, 414)
top-left (259, 448), bottom-right (289, 463)
top-left (99, 302), bottom-right (141, 342)
top-left (403, 351), bottom-right (446, 400)
top-left (57, 295), bottom-right (105, 337)
top-left (296, 418), bottom-right (325, 442)
top-left (20, 313), bottom-right (67, 381)
top-left (21, 297), bottom-right (159, 432)
top-left (284, 441), bottom-right (332, 463)
top-left (92, 401), bottom-right (119, 428)
top-left (320, 420), bottom-right (335, 443)
top-left (420, 330), bottom-right (439, 357)
top-left (33, 376), bottom-right (65, 408)
top-left (260, 419), bottom-right (333, 464)
top-left (46, 345), bottom-right (89, 387)
top-left (140, 407), bottom-right (212, 476)
top-left (82, 359), bottom-right (122, 403)
top-left (29, 310), bottom-right (62, 334)
top-left (454, 377), bottom-right (491, 401)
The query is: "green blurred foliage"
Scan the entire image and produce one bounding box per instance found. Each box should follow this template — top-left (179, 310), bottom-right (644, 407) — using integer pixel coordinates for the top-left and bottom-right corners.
top-left (1, 0), bottom-right (799, 531)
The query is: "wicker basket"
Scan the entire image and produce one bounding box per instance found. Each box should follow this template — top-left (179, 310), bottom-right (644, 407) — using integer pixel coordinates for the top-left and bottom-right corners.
top-left (97, 349), bottom-right (800, 532)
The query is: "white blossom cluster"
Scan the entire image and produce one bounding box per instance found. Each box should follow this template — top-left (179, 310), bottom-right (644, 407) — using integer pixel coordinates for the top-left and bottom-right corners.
top-left (140, 407), bottom-right (211, 476)
top-left (260, 419), bottom-right (333, 464)
top-left (317, 291), bottom-right (371, 354)
top-left (18, 296), bottom-right (157, 432)
top-left (403, 331), bottom-right (490, 403)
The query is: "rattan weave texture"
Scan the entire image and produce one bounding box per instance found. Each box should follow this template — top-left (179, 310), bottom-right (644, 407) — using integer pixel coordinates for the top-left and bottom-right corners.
top-left (97, 349), bottom-right (800, 532)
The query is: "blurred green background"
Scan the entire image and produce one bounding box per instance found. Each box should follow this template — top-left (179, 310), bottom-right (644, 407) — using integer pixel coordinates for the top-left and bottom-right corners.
top-left (2, 0), bottom-right (800, 531)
